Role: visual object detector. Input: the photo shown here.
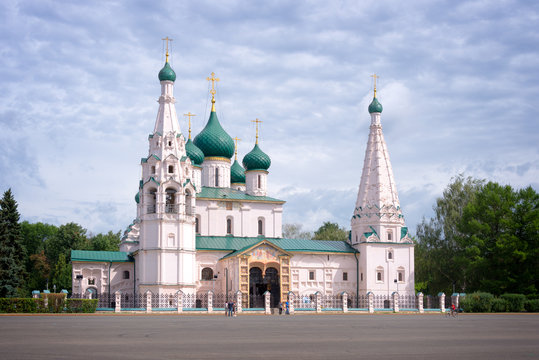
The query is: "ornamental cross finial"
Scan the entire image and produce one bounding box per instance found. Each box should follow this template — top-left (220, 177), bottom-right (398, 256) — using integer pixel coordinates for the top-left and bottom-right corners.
top-left (206, 72), bottom-right (220, 111)
top-left (184, 112), bottom-right (196, 139)
top-left (233, 137), bottom-right (241, 160)
top-left (371, 73), bottom-right (379, 98)
top-left (251, 118), bottom-right (263, 144)
top-left (162, 36), bottom-right (173, 63)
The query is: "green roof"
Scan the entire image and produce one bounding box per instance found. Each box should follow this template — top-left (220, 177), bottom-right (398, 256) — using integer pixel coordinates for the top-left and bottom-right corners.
top-left (71, 250), bottom-right (133, 262)
top-left (158, 62), bottom-right (176, 82)
top-left (242, 143), bottom-right (271, 171)
top-left (197, 187), bottom-right (284, 203)
top-left (196, 236), bottom-right (356, 254)
top-left (185, 138), bottom-right (204, 165)
top-left (230, 159), bottom-right (246, 184)
top-left (193, 111), bottom-right (235, 159)
top-left (368, 97), bottom-right (383, 113)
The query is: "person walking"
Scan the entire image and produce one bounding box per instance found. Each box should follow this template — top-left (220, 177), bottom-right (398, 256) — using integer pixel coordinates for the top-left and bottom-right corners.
top-left (278, 301), bottom-right (283, 315)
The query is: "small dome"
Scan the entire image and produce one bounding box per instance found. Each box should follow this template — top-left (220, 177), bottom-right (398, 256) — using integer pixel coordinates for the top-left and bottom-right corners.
top-left (231, 160), bottom-right (246, 184)
top-left (158, 62), bottom-right (176, 82)
top-left (135, 192), bottom-right (140, 204)
top-left (185, 138), bottom-right (204, 165)
top-left (368, 97), bottom-right (383, 113)
top-left (193, 111), bottom-right (235, 159)
top-left (243, 143), bottom-right (271, 171)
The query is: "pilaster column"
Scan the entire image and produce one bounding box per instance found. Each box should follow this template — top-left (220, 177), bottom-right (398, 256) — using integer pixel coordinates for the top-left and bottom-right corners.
top-left (367, 292), bottom-right (374, 313)
top-left (235, 290), bottom-right (243, 314)
top-left (115, 291), bottom-right (121, 313)
top-left (418, 292), bottom-right (424, 313)
top-left (264, 291), bottom-right (271, 314)
top-left (342, 292), bottom-right (348, 313)
top-left (392, 292), bottom-right (399, 313)
top-left (439, 292), bottom-right (445, 313)
top-left (315, 291), bottom-right (322, 313)
top-left (176, 290), bottom-right (183, 313)
top-left (146, 291), bottom-right (152, 313)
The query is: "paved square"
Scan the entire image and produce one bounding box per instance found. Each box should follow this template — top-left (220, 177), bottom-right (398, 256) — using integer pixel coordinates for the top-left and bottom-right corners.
top-left (1, 313), bottom-right (538, 359)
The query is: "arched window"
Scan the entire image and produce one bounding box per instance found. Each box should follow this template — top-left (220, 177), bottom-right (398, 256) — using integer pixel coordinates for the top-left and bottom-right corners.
top-left (215, 167), bottom-right (220, 187)
top-left (123, 271), bottom-right (130, 280)
top-left (185, 190), bottom-right (193, 215)
top-left (168, 165), bottom-right (174, 174)
top-left (195, 216), bottom-right (200, 234)
top-left (397, 267), bottom-right (405, 283)
top-left (387, 231), bottom-right (392, 241)
top-left (201, 267), bottom-right (213, 281)
top-left (226, 218), bottom-right (232, 235)
top-left (387, 249), bottom-right (394, 261)
top-left (258, 219), bottom-right (264, 236)
top-left (165, 188), bottom-right (177, 213)
top-left (376, 267), bottom-right (384, 283)
top-left (257, 174), bottom-right (261, 189)
top-left (147, 188), bottom-right (157, 214)
top-left (151, 165), bottom-right (156, 174)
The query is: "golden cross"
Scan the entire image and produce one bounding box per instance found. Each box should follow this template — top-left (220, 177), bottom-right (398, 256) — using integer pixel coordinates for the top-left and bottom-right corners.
top-left (251, 118), bottom-right (263, 144)
top-left (206, 72), bottom-right (220, 97)
top-left (162, 37), bottom-right (173, 62)
top-left (184, 112), bottom-right (196, 139)
top-left (371, 74), bottom-right (379, 97)
top-left (233, 137), bottom-right (241, 160)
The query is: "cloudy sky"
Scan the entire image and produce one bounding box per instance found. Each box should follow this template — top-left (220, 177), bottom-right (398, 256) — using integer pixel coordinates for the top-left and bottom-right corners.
top-left (1, 0), bottom-right (538, 236)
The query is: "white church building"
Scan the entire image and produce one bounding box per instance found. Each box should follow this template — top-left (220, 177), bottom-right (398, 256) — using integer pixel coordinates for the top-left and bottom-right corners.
top-left (71, 51), bottom-right (414, 308)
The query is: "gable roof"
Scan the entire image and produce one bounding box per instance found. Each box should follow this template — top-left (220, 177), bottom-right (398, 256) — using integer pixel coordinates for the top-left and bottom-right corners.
top-left (197, 187), bottom-right (285, 203)
top-left (71, 250), bottom-right (133, 263)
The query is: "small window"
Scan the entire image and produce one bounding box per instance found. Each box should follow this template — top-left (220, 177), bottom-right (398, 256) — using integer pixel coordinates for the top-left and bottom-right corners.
top-left (309, 271), bottom-right (315, 281)
top-left (168, 140), bottom-right (172, 146)
top-left (398, 272), bottom-right (403, 282)
top-left (151, 165), bottom-right (156, 174)
top-left (226, 218), bottom-right (232, 235)
top-left (257, 174), bottom-right (262, 189)
top-left (88, 278), bottom-right (95, 285)
top-left (388, 251), bottom-right (393, 260)
top-left (168, 165), bottom-right (174, 174)
top-left (360, 273), bottom-right (363, 281)
top-left (376, 267), bottom-right (384, 283)
top-left (377, 272), bottom-right (382, 281)
top-left (215, 168), bottom-right (220, 187)
top-left (388, 231), bottom-right (392, 241)
top-left (226, 202), bottom-right (232, 210)
top-left (343, 272), bottom-right (348, 281)
top-left (195, 217), bottom-right (200, 234)
top-left (257, 219), bottom-right (264, 235)
top-left (201, 267), bottom-right (213, 281)
top-left (123, 271), bottom-right (130, 280)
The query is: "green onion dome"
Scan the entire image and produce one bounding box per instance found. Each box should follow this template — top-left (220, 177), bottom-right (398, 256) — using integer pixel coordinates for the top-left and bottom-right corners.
top-left (193, 111), bottom-right (235, 159)
top-left (158, 62), bottom-right (176, 82)
top-left (368, 97), bottom-right (383, 113)
top-left (135, 192), bottom-right (140, 204)
top-left (242, 143), bottom-right (271, 171)
top-left (185, 138), bottom-right (204, 166)
top-left (231, 160), bottom-right (246, 183)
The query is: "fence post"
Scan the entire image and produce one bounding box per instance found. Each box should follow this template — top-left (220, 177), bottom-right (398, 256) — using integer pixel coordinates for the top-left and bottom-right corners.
top-left (314, 291), bottom-right (322, 313)
top-left (392, 292), bottom-right (399, 313)
top-left (438, 292), bottom-right (445, 313)
top-left (264, 291), bottom-right (271, 314)
top-left (342, 292), bottom-right (348, 313)
top-left (417, 292), bottom-right (424, 313)
top-left (207, 290), bottom-right (213, 313)
top-left (176, 290), bottom-right (183, 314)
top-left (367, 292), bottom-right (374, 313)
top-left (235, 290), bottom-right (243, 314)
top-left (114, 291), bottom-right (121, 313)
top-left (32, 290), bottom-right (40, 299)
top-left (146, 290), bottom-right (152, 313)
top-left (287, 291), bottom-right (295, 315)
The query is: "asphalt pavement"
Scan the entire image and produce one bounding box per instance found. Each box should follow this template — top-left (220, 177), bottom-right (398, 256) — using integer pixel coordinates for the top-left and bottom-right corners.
top-left (1, 313), bottom-right (538, 359)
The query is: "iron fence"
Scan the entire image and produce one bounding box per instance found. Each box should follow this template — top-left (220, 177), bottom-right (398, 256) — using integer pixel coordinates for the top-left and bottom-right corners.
top-left (322, 294), bottom-right (342, 309)
top-left (121, 293), bottom-right (145, 309)
top-left (373, 294), bottom-right (392, 309)
top-left (423, 295), bottom-right (439, 309)
top-left (399, 294), bottom-right (418, 309)
top-left (293, 294), bottom-right (316, 309)
top-left (248, 294), bottom-right (265, 308)
top-left (348, 294), bottom-right (369, 308)
top-left (151, 293), bottom-right (178, 309)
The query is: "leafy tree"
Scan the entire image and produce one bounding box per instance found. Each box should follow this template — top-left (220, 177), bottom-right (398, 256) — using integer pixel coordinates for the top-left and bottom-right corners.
top-left (26, 250), bottom-right (50, 292)
top-left (45, 222), bottom-right (89, 266)
top-left (51, 253), bottom-right (72, 292)
top-left (282, 223), bottom-right (312, 240)
top-left (312, 222), bottom-right (348, 241)
top-left (0, 189), bottom-right (27, 297)
top-left (90, 231), bottom-right (121, 251)
top-left (415, 175), bottom-right (483, 294)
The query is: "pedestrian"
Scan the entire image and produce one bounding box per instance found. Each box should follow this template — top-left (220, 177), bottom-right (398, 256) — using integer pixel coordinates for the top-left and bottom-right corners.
top-left (225, 301), bottom-right (228, 316)
top-left (278, 301), bottom-right (283, 315)
top-left (228, 300), bottom-right (233, 316)
top-left (285, 300), bottom-right (290, 315)
top-left (233, 301), bottom-right (237, 317)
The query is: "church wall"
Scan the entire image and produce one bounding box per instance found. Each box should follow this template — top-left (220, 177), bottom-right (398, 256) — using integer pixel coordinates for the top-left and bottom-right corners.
top-left (72, 261), bottom-right (134, 296)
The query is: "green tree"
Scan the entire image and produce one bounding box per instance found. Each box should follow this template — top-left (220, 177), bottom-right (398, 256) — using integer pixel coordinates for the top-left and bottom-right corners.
top-left (282, 223), bottom-right (312, 240)
top-left (312, 222), bottom-right (348, 241)
top-left (415, 175), bottom-right (483, 295)
top-left (51, 253), bottom-right (72, 292)
top-left (0, 189), bottom-right (27, 297)
top-left (90, 231), bottom-right (121, 251)
top-left (27, 250), bottom-right (50, 292)
top-left (45, 222), bottom-right (89, 266)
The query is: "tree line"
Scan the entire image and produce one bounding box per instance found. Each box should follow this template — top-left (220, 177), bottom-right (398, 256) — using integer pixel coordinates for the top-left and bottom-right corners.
top-left (0, 189), bottom-right (121, 297)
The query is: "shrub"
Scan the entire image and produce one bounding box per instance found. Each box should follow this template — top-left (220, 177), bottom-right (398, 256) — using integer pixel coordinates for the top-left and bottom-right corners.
top-left (65, 299), bottom-right (98, 313)
top-left (525, 299), bottom-right (539, 312)
top-left (460, 292), bottom-right (494, 312)
top-left (0, 298), bottom-right (45, 313)
top-left (42, 293), bottom-right (66, 313)
top-left (500, 294), bottom-right (526, 312)
top-left (491, 298), bottom-right (508, 312)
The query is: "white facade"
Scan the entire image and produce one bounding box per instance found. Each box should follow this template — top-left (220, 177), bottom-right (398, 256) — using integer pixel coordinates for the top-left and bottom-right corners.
top-left (72, 60), bottom-right (414, 303)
